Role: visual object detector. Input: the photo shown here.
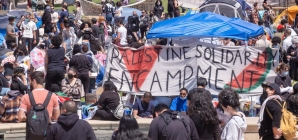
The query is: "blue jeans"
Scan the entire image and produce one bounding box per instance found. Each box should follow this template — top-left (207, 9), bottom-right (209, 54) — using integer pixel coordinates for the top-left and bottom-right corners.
top-left (0, 88), bottom-right (10, 96)
top-left (106, 13), bottom-right (113, 24)
top-left (2, 4), bottom-right (8, 10)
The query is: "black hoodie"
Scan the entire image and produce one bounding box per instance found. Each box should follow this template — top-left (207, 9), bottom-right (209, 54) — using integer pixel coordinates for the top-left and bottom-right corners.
top-left (46, 113), bottom-right (96, 140)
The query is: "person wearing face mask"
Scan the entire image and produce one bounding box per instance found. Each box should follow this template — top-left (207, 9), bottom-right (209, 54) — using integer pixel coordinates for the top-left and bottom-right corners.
top-left (20, 14), bottom-right (37, 52)
top-left (274, 63), bottom-right (292, 100)
top-left (258, 83), bottom-right (284, 140)
top-left (220, 88), bottom-right (247, 140)
top-left (169, 88), bottom-right (188, 113)
top-left (6, 17), bottom-right (17, 50)
top-left (132, 92), bottom-right (154, 118)
top-left (271, 36), bottom-right (284, 63)
top-left (61, 67), bottom-right (84, 105)
top-left (287, 36), bottom-right (298, 83)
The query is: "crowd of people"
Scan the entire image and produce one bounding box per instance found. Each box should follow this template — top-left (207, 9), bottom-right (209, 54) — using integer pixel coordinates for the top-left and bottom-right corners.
top-left (1, 0), bottom-right (298, 139)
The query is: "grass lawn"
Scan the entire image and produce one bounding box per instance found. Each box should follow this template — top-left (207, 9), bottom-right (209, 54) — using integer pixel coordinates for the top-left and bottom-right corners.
top-left (54, 0), bottom-right (169, 13)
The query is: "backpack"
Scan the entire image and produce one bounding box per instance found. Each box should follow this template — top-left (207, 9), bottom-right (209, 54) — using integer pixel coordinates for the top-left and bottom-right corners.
top-left (266, 100), bottom-right (297, 140)
top-left (99, 23), bottom-right (105, 35)
top-left (26, 91), bottom-right (52, 140)
top-left (107, 92), bottom-right (124, 119)
top-left (159, 111), bottom-right (190, 140)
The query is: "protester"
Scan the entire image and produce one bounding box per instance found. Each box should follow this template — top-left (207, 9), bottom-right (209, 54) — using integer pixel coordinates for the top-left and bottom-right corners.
top-left (11, 67), bottom-right (28, 95)
top-left (116, 20), bottom-right (127, 46)
top-left (44, 35), bottom-right (66, 91)
top-left (133, 92), bottom-right (154, 118)
top-left (216, 89), bottom-right (232, 130)
top-left (258, 83), bottom-right (284, 140)
top-left (42, 6), bottom-right (52, 34)
top-left (15, 46), bottom-right (30, 75)
top-left (287, 36), bottom-right (298, 82)
top-left (46, 100), bottom-right (97, 140)
top-left (287, 83), bottom-right (298, 116)
top-left (61, 67), bottom-right (84, 103)
top-left (6, 17), bottom-right (17, 50)
top-left (128, 11), bottom-right (140, 42)
top-left (154, 0), bottom-right (164, 18)
top-left (105, 1), bottom-right (114, 24)
top-left (74, 1), bottom-right (83, 21)
top-left (0, 66), bottom-right (9, 96)
top-left (187, 77), bottom-right (212, 106)
top-left (173, 0), bottom-right (182, 17)
top-left (139, 10), bottom-right (150, 39)
top-left (275, 63), bottom-right (292, 99)
top-left (62, 22), bottom-right (76, 51)
top-left (220, 88), bottom-right (247, 140)
top-left (283, 29), bottom-right (293, 51)
top-left (70, 44), bottom-right (91, 94)
top-left (18, 71), bottom-right (60, 122)
top-left (77, 22), bottom-right (93, 51)
top-left (167, 0), bottom-right (174, 18)
top-left (111, 115), bottom-right (148, 140)
top-left (255, 33), bottom-right (272, 48)
top-left (90, 18), bottom-right (101, 55)
top-left (149, 10), bottom-right (159, 29)
top-left (221, 38), bottom-right (235, 46)
top-left (58, 5), bottom-right (69, 31)
top-left (169, 88), bottom-right (188, 112)
top-left (20, 14), bottom-right (37, 52)
top-left (51, 6), bottom-right (59, 31)
top-left (92, 81), bottom-right (120, 120)
top-left (148, 104), bottom-right (199, 140)
top-left (188, 90), bottom-right (221, 140)
top-left (114, 1), bottom-right (123, 17)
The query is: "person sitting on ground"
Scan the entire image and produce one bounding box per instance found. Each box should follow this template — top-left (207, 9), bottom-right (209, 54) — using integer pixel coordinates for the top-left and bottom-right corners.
top-left (169, 88), bottom-right (188, 112)
top-left (258, 83), bottom-right (284, 140)
top-left (11, 67), bottom-right (28, 95)
top-left (148, 104), bottom-right (199, 140)
top-left (187, 77), bottom-right (212, 106)
top-left (91, 81), bottom-right (120, 120)
top-left (61, 67), bottom-right (84, 103)
top-left (133, 92), bottom-right (154, 118)
top-left (0, 82), bottom-right (23, 122)
top-left (46, 100), bottom-right (97, 140)
top-left (0, 66), bottom-right (9, 96)
top-left (111, 115), bottom-right (148, 140)
top-left (287, 83), bottom-right (298, 116)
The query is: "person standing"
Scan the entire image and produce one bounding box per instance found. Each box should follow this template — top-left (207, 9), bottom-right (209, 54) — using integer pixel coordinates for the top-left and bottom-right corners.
top-left (173, 0), bottom-right (182, 17)
top-left (6, 17), bottom-right (17, 50)
top-left (50, 6), bottom-right (59, 32)
top-left (20, 14), bottom-right (37, 52)
top-left (74, 1), bottom-right (83, 21)
top-left (116, 20), bottom-right (127, 46)
top-left (154, 0), bottom-right (164, 18)
top-left (44, 35), bottom-right (66, 91)
top-left (58, 5), bottom-right (69, 31)
top-left (91, 18), bottom-right (101, 55)
top-left (104, 1), bottom-right (114, 24)
top-left (42, 6), bottom-right (53, 34)
top-left (1, 0), bottom-right (9, 10)
top-left (167, 0), bottom-right (174, 18)
top-left (139, 10), bottom-right (149, 39)
top-left (148, 104), bottom-right (199, 140)
top-left (46, 100), bottom-right (97, 140)
top-left (70, 44), bottom-right (91, 95)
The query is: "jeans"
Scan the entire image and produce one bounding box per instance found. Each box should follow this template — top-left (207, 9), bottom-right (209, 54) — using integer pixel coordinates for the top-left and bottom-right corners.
top-left (22, 37), bottom-right (34, 52)
top-left (2, 4), bottom-right (8, 10)
top-left (6, 39), bottom-right (16, 50)
top-left (0, 88), bottom-right (10, 96)
top-left (106, 13), bottom-right (113, 24)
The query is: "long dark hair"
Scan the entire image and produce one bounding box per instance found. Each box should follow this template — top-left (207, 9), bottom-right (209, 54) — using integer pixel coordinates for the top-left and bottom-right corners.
top-left (116, 115), bottom-right (147, 140)
top-left (189, 90), bottom-right (218, 135)
top-left (103, 81), bottom-right (118, 92)
top-left (288, 83), bottom-right (298, 104)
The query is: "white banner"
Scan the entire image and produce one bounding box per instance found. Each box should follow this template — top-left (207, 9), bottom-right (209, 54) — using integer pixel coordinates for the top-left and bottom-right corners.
top-left (104, 40), bottom-right (279, 96)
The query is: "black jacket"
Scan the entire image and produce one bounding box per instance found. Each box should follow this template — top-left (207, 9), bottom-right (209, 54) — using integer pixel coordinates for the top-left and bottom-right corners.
top-left (259, 99), bottom-right (283, 139)
top-left (42, 11), bottom-right (52, 33)
top-left (287, 94), bottom-right (298, 116)
top-left (46, 113), bottom-right (96, 140)
top-left (288, 46), bottom-right (298, 81)
top-left (0, 73), bottom-right (9, 93)
top-left (69, 54), bottom-right (92, 74)
top-left (12, 78), bottom-right (27, 95)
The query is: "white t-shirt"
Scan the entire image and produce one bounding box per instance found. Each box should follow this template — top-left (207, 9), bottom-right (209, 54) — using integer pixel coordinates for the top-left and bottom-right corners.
top-left (117, 26), bottom-right (127, 45)
top-left (20, 21), bottom-right (37, 39)
top-left (51, 12), bottom-right (59, 23)
top-left (17, 55), bottom-right (30, 78)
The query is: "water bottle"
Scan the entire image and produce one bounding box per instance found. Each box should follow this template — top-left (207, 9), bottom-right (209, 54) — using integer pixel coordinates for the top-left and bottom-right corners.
top-left (249, 107), bottom-right (256, 117)
top-left (77, 105), bottom-right (82, 119)
top-left (123, 107), bottom-right (131, 115)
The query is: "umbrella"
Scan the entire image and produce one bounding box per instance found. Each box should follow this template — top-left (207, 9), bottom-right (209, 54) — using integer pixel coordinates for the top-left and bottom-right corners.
top-left (147, 12), bottom-right (264, 40)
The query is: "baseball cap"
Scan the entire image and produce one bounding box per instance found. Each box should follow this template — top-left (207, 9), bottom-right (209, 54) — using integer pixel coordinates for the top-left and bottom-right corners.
top-left (267, 83), bottom-right (281, 95)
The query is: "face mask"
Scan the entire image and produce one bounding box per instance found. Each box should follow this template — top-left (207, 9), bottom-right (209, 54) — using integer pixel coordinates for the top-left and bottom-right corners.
top-left (282, 71), bottom-right (288, 77)
top-left (68, 74), bottom-right (74, 79)
top-left (180, 96), bottom-right (187, 100)
top-left (18, 52), bottom-right (24, 56)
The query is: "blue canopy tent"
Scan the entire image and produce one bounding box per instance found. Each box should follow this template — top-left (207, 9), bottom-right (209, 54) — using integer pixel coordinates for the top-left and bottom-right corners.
top-left (147, 12), bottom-right (264, 40)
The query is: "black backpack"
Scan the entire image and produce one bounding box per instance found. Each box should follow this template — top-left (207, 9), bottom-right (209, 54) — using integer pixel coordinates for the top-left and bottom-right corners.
top-left (159, 111), bottom-right (190, 140)
top-left (26, 91), bottom-right (52, 140)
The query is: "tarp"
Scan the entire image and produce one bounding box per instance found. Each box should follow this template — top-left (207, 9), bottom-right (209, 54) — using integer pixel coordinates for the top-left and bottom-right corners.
top-left (104, 40), bottom-right (279, 96)
top-left (274, 5), bottom-right (298, 25)
top-left (147, 12), bottom-right (264, 40)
